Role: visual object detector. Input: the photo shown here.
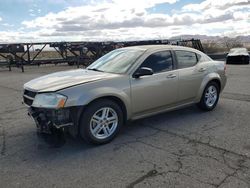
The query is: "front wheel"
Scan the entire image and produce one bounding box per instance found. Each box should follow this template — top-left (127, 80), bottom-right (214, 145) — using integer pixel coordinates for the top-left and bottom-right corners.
top-left (197, 82), bottom-right (220, 111)
top-left (79, 99), bottom-right (123, 144)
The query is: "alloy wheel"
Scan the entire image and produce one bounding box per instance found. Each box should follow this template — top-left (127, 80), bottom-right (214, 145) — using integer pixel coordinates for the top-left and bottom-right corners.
top-left (205, 85), bottom-right (218, 107)
top-left (90, 107), bottom-right (118, 139)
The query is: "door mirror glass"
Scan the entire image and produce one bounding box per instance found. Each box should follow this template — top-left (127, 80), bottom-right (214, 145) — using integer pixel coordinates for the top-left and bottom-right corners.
top-left (134, 67), bottom-right (153, 78)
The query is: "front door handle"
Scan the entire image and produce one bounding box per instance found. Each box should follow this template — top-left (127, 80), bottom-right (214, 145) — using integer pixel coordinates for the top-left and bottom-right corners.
top-left (166, 74), bottom-right (177, 79)
top-left (199, 68), bottom-right (206, 72)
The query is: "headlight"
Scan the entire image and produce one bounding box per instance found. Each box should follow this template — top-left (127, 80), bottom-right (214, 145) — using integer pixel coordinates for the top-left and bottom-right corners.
top-left (32, 93), bottom-right (67, 109)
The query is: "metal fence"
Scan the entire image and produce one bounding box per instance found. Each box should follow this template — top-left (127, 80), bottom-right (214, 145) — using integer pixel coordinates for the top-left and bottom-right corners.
top-left (0, 39), bottom-right (204, 72)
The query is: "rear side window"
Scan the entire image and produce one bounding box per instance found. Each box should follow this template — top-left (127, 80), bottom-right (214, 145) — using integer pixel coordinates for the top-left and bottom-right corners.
top-left (139, 51), bottom-right (173, 73)
top-left (175, 50), bottom-right (198, 69)
top-left (197, 54), bottom-right (202, 61)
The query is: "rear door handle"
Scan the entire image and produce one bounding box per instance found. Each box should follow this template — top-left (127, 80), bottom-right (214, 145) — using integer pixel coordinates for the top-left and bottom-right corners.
top-left (199, 68), bottom-right (206, 72)
top-left (166, 74), bottom-right (177, 79)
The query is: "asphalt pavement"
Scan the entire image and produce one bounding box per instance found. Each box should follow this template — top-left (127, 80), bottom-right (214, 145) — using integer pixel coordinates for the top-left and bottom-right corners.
top-left (0, 64), bottom-right (250, 188)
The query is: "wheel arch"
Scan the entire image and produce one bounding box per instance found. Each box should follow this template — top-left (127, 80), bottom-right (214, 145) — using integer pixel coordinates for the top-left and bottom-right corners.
top-left (196, 73), bottom-right (222, 102)
top-left (80, 95), bottom-right (128, 125)
top-left (209, 79), bottom-right (221, 92)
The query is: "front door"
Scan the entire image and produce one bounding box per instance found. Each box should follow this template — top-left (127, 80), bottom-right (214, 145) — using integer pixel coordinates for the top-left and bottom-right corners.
top-left (130, 50), bottom-right (179, 115)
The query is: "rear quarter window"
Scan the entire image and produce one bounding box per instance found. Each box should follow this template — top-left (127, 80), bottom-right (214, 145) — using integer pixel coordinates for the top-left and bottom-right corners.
top-left (199, 53), bottom-right (212, 62)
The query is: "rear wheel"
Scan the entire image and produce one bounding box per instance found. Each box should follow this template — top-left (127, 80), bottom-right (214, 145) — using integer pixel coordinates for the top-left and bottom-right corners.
top-left (79, 99), bottom-right (123, 144)
top-left (197, 82), bottom-right (219, 111)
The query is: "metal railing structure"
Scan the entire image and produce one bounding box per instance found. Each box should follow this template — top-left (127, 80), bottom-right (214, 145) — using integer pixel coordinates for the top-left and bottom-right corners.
top-left (0, 39), bottom-right (204, 72)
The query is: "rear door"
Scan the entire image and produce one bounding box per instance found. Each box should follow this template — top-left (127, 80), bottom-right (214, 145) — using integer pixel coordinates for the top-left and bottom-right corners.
top-left (174, 50), bottom-right (206, 103)
top-left (130, 50), bottom-right (179, 115)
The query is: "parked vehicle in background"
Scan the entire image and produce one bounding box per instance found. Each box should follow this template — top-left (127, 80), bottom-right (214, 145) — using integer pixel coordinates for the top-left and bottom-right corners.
top-left (226, 48), bottom-right (249, 64)
top-left (23, 45), bottom-right (227, 145)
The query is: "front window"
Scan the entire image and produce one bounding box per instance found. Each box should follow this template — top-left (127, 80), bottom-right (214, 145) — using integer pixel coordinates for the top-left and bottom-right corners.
top-left (138, 51), bottom-right (173, 73)
top-left (87, 48), bottom-right (145, 74)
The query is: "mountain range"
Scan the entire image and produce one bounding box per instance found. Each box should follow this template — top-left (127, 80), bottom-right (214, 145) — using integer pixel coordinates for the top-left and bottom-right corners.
top-left (170, 35), bottom-right (250, 43)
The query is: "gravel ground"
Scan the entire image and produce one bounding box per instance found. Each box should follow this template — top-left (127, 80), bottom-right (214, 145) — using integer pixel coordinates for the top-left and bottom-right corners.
top-left (0, 64), bottom-right (250, 188)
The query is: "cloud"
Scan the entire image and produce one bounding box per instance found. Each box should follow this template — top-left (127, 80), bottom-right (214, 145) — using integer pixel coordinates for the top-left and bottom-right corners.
top-left (182, 0), bottom-right (250, 11)
top-left (22, 1), bottom-right (246, 29)
top-left (29, 13), bottom-right (36, 17)
top-left (0, 17), bottom-right (2, 22)
top-left (2, 23), bottom-right (14, 27)
top-left (21, 1), bottom-right (180, 30)
top-left (22, 0), bottom-right (235, 31)
top-left (1, 0), bottom-right (250, 42)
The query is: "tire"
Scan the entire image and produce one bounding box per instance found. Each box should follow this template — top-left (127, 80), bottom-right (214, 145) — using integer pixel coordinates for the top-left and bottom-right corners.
top-left (197, 82), bottom-right (220, 111)
top-left (79, 99), bottom-right (123, 144)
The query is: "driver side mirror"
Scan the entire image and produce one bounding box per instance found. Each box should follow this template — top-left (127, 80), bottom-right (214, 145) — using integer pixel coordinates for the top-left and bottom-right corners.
top-left (134, 67), bottom-right (153, 78)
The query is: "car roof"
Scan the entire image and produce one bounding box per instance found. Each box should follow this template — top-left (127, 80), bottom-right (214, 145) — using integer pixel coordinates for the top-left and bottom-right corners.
top-left (122, 45), bottom-right (202, 53)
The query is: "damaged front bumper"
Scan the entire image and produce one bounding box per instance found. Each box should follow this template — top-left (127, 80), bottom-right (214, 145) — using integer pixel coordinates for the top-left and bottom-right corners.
top-left (28, 107), bottom-right (73, 134)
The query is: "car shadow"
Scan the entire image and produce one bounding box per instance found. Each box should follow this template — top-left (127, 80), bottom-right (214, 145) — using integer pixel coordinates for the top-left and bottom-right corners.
top-left (13, 104), bottom-right (221, 164)
top-left (0, 103), bottom-right (230, 176)
top-left (37, 105), bottom-right (202, 149)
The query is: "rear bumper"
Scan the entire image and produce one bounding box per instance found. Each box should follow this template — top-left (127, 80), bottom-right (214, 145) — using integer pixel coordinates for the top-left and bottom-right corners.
top-left (220, 75), bottom-right (227, 92)
top-left (226, 55), bottom-right (249, 64)
top-left (28, 107), bottom-right (73, 134)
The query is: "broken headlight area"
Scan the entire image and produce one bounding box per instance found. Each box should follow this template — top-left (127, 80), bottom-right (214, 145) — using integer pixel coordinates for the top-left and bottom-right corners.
top-left (28, 107), bottom-right (73, 134)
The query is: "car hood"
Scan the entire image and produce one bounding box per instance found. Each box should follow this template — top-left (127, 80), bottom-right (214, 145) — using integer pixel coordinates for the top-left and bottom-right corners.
top-left (24, 69), bottom-right (118, 92)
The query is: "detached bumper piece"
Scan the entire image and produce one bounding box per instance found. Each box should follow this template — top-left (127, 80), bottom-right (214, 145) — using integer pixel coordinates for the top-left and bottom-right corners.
top-left (28, 107), bottom-right (73, 134)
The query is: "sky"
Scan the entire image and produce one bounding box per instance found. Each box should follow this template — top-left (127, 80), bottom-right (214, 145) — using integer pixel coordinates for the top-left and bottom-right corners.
top-left (0, 0), bottom-right (249, 42)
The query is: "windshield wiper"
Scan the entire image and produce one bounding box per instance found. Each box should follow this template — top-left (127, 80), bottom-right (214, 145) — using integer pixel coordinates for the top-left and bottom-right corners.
top-left (87, 68), bottom-right (104, 72)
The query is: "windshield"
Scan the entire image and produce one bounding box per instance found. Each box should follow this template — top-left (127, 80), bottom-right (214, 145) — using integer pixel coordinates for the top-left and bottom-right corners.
top-left (87, 48), bottom-right (145, 74)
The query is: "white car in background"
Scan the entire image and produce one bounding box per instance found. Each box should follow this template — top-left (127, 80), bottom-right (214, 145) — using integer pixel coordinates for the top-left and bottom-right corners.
top-left (226, 48), bottom-right (249, 64)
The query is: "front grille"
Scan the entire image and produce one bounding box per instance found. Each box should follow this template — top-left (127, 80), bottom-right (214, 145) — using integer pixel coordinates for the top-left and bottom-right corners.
top-left (23, 89), bottom-right (37, 106)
